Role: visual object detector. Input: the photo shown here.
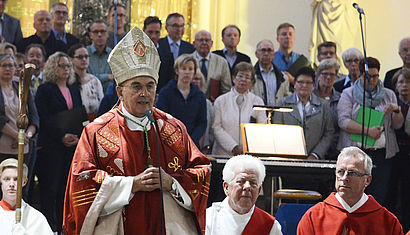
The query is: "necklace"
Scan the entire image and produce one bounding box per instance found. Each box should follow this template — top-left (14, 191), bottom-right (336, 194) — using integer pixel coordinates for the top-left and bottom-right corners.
top-left (117, 109), bottom-right (154, 168)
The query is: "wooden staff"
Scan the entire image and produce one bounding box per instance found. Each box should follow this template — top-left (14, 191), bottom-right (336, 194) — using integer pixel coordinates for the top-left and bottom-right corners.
top-left (15, 63), bottom-right (35, 223)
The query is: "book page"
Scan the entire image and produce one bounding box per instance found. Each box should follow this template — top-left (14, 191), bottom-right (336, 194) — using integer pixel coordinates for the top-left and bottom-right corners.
top-left (243, 124), bottom-right (306, 156)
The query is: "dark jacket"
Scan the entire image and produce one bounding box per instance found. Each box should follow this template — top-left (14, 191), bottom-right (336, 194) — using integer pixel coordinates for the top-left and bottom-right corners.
top-left (35, 82), bottom-right (82, 148)
top-left (156, 79), bottom-right (207, 147)
top-left (157, 37), bottom-right (195, 91)
top-left (0, 81), bottom-right (39, 137)
top-left (16, 32), bottom-right (67, 58)
top-left (383, 67), bottom-right (401, 91)
top-left (253, 61), bottom-right (290, 105)
top-left (1, 13), bottom-right (23, 45)
top-left (98, 82), bottom-right (118, 116)
top-left (213, 50), bottom-right (251, 76)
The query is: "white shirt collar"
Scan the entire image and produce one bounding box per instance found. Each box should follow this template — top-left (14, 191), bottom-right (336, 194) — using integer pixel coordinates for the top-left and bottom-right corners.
top-left (335, 192), bottom-right (369, 213)
top-left (195, 51), bottom-right (211, 61)
top-left (121, 103), bottom-right (151, 131)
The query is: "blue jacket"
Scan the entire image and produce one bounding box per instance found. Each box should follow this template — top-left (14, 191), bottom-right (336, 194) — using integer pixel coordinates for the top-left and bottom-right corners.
top-left (156, 79), bottom-right (207, 147)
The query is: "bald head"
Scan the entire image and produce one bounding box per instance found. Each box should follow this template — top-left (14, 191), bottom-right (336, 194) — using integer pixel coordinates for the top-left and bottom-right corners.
top-left (399, 37), bottom-right (410, 68)
top-left (34, 10), bottom-right (52, 35)
top-left (194, 30), bottom-right (213, 57)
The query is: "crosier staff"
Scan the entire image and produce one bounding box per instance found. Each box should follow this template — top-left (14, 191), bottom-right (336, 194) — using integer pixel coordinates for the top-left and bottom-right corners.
top-left (15, 63), bottom-right (35, 223)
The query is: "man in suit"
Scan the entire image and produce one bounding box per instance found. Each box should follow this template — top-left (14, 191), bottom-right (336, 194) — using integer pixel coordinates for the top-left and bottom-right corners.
top-left (333, 48), bottom-right (363, 93)
top-left (157, 13), bottom-right (195, 91)
top-left (50, 2), bottom-right (79, 50)
top-left (213, 25), bottom-right (251, 76)
top-left (16, 10), bottom-right (66, 58)
top-left (384, 37), bottom-right (410, 91)
top-left (0, 0), bottom-right (23, 45)
top-left (192, 30), bottom-right (231, 102)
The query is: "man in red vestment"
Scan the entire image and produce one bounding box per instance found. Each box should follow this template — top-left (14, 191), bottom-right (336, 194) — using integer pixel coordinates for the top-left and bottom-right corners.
top-left (63, 26), bottom-right (211, 235)
top-left (297, 146), bottom-right (403, 234)
top-left (206, 155), bottom-right (282, 235)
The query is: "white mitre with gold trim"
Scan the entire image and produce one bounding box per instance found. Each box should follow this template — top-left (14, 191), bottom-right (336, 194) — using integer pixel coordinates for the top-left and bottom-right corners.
top-left (107, 26), bottom-right (160, 85)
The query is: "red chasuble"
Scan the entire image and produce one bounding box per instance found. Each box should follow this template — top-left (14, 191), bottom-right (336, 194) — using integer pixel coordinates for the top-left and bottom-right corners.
top-left (63, 107), bottom-right (211, 235)
top-left (297, 193), bottom-right (404, 235)
top-left (242, 206), bottom-right (275, 235)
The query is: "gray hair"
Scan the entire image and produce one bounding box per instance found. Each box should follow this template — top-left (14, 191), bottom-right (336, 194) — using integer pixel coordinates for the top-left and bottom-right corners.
top-left (256, 39), bottom-right (274, 51)
top-left (337, 146), bottom-right (373, 175)
top-left (399, 37), bottom-right (410, 53)
top-left (223, 154), bottom-right (266, 186)
top-left (342, 48), bottom-right (363, 65)
top-left (43, 52), bottom-right (75, 85)
top-left (0, 53), bottom-right (17, 66)
top-left (317, 58), bottom-right (340, 76)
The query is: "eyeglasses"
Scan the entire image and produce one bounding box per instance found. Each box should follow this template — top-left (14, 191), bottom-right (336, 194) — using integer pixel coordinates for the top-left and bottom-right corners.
top-left (91, 30), bottom-right (107, 35)
top-left (73, 55), bottom-right (89, 60)
top-left (235, 74), bottom-right (252, 81)
top-left (111, 14), bottom-right (126, 18)
top-left (258, 48), bottom-right (274, 54)
top-left (122, 83), bottom-right (156, 93)
top-left (296, 81), bottom-right (314, 86)
top-left (57, 64), bottom-right (71, 69)
top-left (168, 24), bottom-right (184, 29)
top-left (0, 64), bottom-right (15, 69)
top-left (320, 72), bottom-right (337, 78)
top-left (196, 39), bottom-right (211, 43)
top-left (336, 169), bottom-right (369, 178)
top-left (345, 58), bottom-right (360, 64)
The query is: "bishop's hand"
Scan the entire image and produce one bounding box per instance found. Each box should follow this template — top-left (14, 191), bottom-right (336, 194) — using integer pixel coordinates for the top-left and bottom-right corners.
top-left (132, 167), bottom-right (173, 193)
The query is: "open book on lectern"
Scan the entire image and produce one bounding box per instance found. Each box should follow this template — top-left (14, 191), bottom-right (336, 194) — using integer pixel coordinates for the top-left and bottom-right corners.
top-left (240, 123), bottom-right (308, 158)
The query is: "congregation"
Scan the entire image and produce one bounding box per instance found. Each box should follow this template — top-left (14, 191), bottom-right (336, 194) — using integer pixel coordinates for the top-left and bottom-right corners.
top-left (0, 0), bottom-right (409, 234)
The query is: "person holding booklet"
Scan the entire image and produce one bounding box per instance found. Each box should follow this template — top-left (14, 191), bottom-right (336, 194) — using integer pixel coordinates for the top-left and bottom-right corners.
top-left (336, 57), bottom-right (403, 206)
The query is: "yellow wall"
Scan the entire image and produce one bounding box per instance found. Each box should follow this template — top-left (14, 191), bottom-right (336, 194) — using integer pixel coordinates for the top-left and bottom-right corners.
top-left (5, 0), bottom-right (49, 37)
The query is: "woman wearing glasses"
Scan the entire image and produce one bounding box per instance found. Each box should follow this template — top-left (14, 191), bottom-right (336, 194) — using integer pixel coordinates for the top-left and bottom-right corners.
top-left (156, 54), bottom-right (207, 148)
top-left (337, 57), bottom-right (403, 206)
top-left (68, 44), bottom-right (103, 121)
top-left (34, 52), bottom-right (83, 233)
top-left (313, 58), bottom-right (341, 160)
top-left (212, 62), bottom-right (266, 156)
top-left (0, 53), bottom-right (38, 162)
top-left (274, 66), bottom-right (334, 160)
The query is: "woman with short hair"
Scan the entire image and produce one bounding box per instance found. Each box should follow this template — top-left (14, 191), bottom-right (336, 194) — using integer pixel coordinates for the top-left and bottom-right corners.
top-left (212, 62), bottom-right (266, 156)
top-left (156, 54), bottom-right (207, 148)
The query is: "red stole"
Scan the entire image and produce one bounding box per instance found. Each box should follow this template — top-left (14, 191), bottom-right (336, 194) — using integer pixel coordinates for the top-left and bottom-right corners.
top-left (0, 199), bottom-right (16, 211)
top-left (242, 206), bottom-right (275, 235)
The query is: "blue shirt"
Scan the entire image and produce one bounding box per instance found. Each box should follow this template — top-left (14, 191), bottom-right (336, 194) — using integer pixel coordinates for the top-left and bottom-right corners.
top-left (273, 50), bottom-right (302, 71)
top-left (86, 44), bottom-right (112, 92)
top-left (52, 28), bottom-right (67, 44)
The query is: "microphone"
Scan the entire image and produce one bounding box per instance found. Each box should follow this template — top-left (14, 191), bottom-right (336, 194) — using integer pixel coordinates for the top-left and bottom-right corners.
top-left (352, 3), bottom-right (365, 14)
top-left (145, 109), bottom-right (164, 235)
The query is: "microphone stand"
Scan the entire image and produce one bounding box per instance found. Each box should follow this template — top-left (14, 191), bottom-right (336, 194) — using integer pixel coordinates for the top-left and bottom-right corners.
top-left (145, 110), bottom-right (164, 235)
top-left (113, 0), bottom-right (118, 45)
top-left (356, 8), bottom-right (369, 149)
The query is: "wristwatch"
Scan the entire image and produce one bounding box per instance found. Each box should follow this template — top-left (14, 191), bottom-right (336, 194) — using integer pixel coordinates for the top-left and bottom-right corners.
top-left (393, 106), bottom-right (401, 113)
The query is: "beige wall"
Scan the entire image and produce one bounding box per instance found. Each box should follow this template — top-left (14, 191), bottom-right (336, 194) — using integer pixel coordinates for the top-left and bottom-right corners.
top-left (232, 0), bottom-right (410, 79)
